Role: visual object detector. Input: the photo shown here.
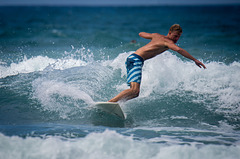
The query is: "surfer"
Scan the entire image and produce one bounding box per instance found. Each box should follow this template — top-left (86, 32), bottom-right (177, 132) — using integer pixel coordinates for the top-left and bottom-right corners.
top-left (109, 24), bottom-right (206, 102)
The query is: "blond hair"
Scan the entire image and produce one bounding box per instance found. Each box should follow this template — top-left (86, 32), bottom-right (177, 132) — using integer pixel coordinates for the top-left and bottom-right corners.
top-left (169, 24), bottom-right (182, 33)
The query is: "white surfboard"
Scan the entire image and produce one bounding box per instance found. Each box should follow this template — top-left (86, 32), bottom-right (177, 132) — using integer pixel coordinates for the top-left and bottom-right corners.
top-left (95, 102), bottom-right (125, 120)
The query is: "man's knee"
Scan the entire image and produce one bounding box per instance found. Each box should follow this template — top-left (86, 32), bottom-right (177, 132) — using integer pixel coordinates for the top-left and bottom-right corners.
top-left (130, 87), bottom-right (140, 97)
top-left (129, 82), bottom-right (140, 98)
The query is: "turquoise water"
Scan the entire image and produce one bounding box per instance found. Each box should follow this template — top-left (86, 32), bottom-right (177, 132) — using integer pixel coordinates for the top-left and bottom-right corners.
top-left (0, 6), bottom-right (240, 158)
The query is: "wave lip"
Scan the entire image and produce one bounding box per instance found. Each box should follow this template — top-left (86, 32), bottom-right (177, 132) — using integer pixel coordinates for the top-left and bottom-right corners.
top-left (0, 56), bottom-right (87, 79)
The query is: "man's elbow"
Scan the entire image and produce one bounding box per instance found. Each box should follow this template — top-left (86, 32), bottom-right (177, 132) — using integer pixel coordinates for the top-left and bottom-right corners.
top-left (139, 32), bottom-right (152, 39)
top-left (139, 32), bottom-right (145, 36)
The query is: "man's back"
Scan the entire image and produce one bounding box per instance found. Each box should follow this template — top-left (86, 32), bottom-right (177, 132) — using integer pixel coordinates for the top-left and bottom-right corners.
top-left (135, 33), bottom-right (174, 60)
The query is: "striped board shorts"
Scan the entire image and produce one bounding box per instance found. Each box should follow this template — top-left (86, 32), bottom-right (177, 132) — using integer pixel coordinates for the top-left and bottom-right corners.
top-left (125, 53), bottom-right (144, 86)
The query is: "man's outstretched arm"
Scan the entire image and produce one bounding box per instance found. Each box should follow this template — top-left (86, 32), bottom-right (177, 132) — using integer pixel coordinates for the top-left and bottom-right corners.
top-left (167, 42), bottom-right (206, 69)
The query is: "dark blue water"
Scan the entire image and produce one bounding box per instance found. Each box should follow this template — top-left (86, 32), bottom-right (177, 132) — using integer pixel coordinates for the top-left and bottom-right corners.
top-left (0, 6), bottom-right (240, 158)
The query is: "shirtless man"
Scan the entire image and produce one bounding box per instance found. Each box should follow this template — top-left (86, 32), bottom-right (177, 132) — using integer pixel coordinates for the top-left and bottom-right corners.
top-left (109, 24), bottom-right (206, 102)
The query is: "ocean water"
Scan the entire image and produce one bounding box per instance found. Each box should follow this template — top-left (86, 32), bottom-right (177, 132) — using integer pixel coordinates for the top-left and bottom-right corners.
top-left (0, 5), bottom-right (240, 159)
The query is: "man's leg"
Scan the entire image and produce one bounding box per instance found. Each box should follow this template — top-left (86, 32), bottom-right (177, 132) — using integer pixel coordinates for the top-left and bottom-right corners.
top-left (108, 82), bottom-right (140, 102)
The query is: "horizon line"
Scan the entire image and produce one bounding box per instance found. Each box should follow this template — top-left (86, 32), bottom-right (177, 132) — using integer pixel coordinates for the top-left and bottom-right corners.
top-left (0, 3), bottom-right (240, 7)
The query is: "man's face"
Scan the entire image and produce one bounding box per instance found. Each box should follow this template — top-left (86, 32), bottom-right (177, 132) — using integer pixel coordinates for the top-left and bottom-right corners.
top-left (169, 31), bottom-right (181, 43)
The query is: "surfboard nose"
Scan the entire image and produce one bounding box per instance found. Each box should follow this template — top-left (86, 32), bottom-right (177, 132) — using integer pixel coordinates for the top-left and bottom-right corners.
top-left (95, 102), bottom-right (125, 120)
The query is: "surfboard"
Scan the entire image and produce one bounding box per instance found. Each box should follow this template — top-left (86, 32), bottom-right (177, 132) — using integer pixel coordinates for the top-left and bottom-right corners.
top-left (95, 102), bottom-right (125, 120)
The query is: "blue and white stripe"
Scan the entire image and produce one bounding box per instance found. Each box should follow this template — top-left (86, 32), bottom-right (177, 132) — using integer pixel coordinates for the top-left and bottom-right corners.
top-left (125, 54), bottom-right (144, 86)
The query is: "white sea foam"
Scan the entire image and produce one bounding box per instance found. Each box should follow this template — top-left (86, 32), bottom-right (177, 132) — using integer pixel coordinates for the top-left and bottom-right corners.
top-left (30, 58), bottom-right (113, 119)
top-left (1, 51), bottom-right (240, 119)
top-left (32, 78), bottom-right (94, 119)
top-left (0, 130), bottom-right (239, 159)
top-left (0, 55), bottom-right (87, 78)
top-left (108, 51), bottom-right (240, 119)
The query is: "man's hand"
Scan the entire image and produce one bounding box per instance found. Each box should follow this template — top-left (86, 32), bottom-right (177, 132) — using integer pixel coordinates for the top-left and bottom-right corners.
top-left (194, 60), bottom-right (206, 69)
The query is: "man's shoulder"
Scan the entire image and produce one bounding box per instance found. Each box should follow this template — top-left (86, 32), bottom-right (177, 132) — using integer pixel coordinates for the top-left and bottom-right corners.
top-left (152, 33), bottom-right (163, 37)
top-left (151, 33), bottom-right (166, 41)
top-left (152, 34), bottom-right (170, 42)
